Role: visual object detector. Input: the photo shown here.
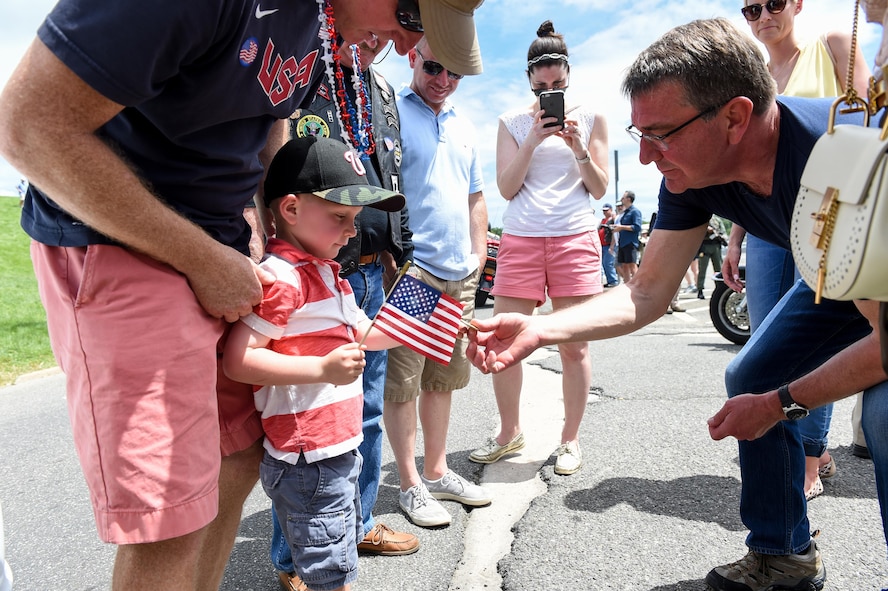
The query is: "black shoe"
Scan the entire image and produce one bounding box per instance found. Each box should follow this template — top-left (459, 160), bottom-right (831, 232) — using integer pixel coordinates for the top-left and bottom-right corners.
top-left (851, 443), bottom-right (872, 459)
top-left (697, 289), bottom-right (705, 300)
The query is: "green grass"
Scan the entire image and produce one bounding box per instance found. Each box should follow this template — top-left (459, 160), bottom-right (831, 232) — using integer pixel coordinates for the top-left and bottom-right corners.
top-left (0, 196), bottom-right (56, 385)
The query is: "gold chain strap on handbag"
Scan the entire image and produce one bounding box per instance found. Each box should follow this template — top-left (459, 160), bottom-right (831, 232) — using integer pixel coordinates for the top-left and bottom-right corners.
top-left (810, 0), bottom-right (877, 302)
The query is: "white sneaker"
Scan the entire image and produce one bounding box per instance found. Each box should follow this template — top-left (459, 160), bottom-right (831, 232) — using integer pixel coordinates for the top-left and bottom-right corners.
top-left (421, 470), bottom-right (492, 507)
top-left (554, 440), bottom-right (582, 475)
top-left (398, 483), bottom-right (451, 527)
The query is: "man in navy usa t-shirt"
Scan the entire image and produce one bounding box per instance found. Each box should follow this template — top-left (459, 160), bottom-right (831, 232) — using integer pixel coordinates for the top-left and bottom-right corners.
top-left (467, 18), bottom-right (888, 591)
top-left (0, 0), bottom-right (484, 588)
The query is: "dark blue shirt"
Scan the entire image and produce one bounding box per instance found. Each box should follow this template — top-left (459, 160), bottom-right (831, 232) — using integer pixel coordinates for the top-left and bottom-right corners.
top-left (618, 204), bottom-right (642, 248)
top-left (655, 96), bottom-right (866, 250)
top-left (23, 0), bottom-right (325, 254)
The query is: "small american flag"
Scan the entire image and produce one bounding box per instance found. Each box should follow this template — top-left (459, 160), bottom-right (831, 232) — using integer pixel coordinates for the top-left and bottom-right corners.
top-left (375, 275), bottom-right (465, 365)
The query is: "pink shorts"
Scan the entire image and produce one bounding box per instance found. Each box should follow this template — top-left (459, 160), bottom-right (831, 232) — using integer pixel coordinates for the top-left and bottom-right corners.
top-left (491, 231), bottom-right (603, 306)
top-left (31, 243), bottom-right (262, 544)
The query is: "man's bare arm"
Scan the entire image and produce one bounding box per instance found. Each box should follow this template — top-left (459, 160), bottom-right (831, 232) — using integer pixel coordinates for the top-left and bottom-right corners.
top-left (467, 224), bottom-right (707, 372)
top-left (708, 299), bottom-right (888, 441)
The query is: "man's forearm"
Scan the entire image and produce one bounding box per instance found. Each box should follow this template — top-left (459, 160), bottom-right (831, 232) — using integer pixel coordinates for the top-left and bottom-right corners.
top-left (788, 303), bottom-right (888, 410)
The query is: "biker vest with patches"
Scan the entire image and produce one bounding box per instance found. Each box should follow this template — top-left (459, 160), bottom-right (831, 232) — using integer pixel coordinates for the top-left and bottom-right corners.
top-left (289, 67), bottom-right (411, 277)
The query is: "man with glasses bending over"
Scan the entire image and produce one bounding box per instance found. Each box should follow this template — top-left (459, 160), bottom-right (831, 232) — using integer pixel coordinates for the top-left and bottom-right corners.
top-left (466, 18), bottom-right (888, 591)
top-left (384, 36), bottom-right (492, 529)
top-left (0, 0), bottom-right (483, 587)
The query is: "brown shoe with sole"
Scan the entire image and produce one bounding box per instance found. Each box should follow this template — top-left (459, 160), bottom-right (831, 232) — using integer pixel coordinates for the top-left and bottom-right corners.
top-left (357, 523), bottom-right (420, 556)
top-left (277, 570), bottom-right (308, 591)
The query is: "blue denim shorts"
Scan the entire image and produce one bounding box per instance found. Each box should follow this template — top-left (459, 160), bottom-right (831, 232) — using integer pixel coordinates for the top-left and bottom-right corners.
top-left (260, 450), bottom-right (363, 591)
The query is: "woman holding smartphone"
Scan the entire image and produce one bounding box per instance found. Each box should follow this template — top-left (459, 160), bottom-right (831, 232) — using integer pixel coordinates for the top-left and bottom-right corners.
top-left (469, 20), bottom-right (608, 475)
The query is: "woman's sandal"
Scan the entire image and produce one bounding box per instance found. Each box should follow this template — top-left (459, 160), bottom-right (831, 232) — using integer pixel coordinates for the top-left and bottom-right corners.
top-left (805, 476), bottom-right (824, 501)
top-left (818, 457), bottom-right (837, 479)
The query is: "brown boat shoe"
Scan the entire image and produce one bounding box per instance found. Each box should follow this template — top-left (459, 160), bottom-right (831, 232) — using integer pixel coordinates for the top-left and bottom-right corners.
top-left (277, 570), bottom-right (308, 591)
top-left (357, 523), bottom-right (420, 556)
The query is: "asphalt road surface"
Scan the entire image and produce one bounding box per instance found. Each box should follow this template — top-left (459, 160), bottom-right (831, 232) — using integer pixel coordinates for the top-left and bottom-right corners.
top-left (1, 287), bottom-right (885, 590)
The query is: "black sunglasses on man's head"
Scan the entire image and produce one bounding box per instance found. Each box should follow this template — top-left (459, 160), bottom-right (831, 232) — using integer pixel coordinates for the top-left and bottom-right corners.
top-left (740, 0), bottom-right (787, 22)
top-left (397, 0), bottom-right (423, 32)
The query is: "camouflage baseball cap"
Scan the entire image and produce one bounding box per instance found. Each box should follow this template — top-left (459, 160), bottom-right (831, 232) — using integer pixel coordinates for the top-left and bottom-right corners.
top-left (263, 136), bottom-right (405, 212)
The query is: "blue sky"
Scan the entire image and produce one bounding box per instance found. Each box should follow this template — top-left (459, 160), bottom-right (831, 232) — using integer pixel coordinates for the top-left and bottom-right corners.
top-left (0, 0), bottom-right (882, 226)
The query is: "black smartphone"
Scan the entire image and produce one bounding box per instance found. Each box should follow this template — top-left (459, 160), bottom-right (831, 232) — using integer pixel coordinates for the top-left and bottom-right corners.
top-left (539, 90), bottom-right (565, 129)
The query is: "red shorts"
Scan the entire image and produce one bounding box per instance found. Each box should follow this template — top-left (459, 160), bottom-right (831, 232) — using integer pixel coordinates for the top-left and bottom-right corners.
top-left (31, 243), bottom-right (262, 544)
top-left (491, 231), bottom-right (603, 306)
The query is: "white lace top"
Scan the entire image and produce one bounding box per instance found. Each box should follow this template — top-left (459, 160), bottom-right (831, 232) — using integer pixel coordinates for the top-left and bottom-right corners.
top-left (499, 106), bottom-right (599, 237)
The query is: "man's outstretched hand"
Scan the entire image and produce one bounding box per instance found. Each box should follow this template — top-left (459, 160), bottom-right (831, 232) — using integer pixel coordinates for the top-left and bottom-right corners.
top-left (464, 313), bottom-right (542, 374)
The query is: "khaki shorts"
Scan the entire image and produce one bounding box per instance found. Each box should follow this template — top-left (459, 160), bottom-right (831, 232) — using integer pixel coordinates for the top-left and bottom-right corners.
top-left (31, 243), bottom-right (262, 544)
top-left (384, 266), bottom-right (479, 402)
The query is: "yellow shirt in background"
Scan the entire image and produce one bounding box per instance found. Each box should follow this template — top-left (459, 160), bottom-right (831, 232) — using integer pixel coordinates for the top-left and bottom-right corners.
top-left (783, 36), bottom-right (842, 97)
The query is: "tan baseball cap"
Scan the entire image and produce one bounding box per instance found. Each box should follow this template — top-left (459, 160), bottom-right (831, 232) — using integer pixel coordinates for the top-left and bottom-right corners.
top-left (419, 0), bottom-right (484, 76)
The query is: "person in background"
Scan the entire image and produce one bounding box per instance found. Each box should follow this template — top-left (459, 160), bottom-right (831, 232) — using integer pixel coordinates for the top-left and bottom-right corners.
top-left (859, 0), bottom-right (888, 464)
top-left (223, 136), bottom-right (406, 591)
top-left (15, 179), bottom-right (27, 207)
top-left (383, 37), bottom-right (491, 528)
top-left (647, 211), bottom-right (686, 315)
top-left (599, 204), bottom-right (619, 288)
top-left (612, 190), bottom-right (642, 283)
top-left (695, 214), bottom-right (726, 300)
top-left (468, 20), bottom-right (608, 476)
top-left (612, 202), bottom-right (624, 279)
top-left (683, 259), bottom-right (699, 293)
top-left (465, 18), bottom-right (888, 590)
top-left (726, 0), bottom-right (872, 499)
top-left (267, 40), bottom-right (418, 591)
top-left (0, 0), bottom-right (482, 586)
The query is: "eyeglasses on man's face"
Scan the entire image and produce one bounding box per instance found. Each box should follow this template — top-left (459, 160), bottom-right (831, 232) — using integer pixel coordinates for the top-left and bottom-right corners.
top-left (415, 47), bottom-right (464, 80)
top-left (741, 0), bottom-right (788, 22)
top-left (625, 104), bottom-right (721, 152)
top-left (396, 0), bottom-right (423, 32)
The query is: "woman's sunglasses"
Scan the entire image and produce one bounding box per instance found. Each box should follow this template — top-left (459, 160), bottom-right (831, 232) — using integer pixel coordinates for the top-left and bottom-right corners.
top-left (741, 0), bottom-right (787, 22)
top-left (397, 0), bottom-right (423, 32)
top-left (415, 48), bottom-right (464, 80)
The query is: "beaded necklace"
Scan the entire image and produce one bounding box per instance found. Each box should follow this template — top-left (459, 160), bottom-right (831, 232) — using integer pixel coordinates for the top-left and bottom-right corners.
top-left (316, 0), bottom-right (376, 156)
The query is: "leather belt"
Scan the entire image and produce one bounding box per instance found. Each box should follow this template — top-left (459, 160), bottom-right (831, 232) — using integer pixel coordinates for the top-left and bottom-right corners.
top-left (359, 253), bottom-right (379, 265)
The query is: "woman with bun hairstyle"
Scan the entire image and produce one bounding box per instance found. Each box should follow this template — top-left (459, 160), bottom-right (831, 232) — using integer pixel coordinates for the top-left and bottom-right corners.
top-left (469, 21), bottom-right (608, 475)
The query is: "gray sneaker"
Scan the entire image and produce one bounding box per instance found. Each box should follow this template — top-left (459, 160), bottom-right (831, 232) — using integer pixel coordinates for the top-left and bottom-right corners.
top-left (421, 470), bottom-right (492, 507)
top-left (469, 432), bottom-right (526, 464)
top-left (398, 483), bottom-right (451, 527)
top-left (705, 542), bottom-right (825, 591)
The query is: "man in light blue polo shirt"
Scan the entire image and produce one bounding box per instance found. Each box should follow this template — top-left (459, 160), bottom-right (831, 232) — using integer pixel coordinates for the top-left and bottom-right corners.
top-left (383, 36), bottom-right (491, 528)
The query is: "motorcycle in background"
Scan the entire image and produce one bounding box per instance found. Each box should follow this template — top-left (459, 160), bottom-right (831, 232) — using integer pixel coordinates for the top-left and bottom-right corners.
top-left (475, 233), bottom-right (500, 307)
top-left (710, 267), bottom-right (750, 345)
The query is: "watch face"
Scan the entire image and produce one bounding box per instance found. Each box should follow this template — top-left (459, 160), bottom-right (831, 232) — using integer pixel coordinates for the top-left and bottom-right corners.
top-left (786, 407), bottom-right (808, 420)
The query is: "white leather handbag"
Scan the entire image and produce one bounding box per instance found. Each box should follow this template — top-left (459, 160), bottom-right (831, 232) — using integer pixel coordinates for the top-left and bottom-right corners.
top-left (790, 0), bottom-right (888, 304)
top-left (790, 118), bottom-right (888, 303)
